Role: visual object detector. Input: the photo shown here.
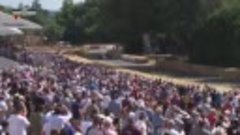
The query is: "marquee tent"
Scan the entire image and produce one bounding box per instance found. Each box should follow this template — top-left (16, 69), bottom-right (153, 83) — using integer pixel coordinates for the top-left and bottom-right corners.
top-left (0, 27), bottom-right (23, 36)
top-left (0, 11), bottom-right (42, 30)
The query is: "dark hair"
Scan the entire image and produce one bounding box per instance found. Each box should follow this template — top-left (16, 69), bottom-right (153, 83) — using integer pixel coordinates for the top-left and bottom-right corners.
top-left (35, 105), bottom-right (44, 113)
top-left (60, 129), bottom-right (68, 135)
top-left (104, 109), bottom-right (110, 116)
top-left (139, 112), bottom-right (145, 120)
top-left (216, 121), bottom-right (222, 127)
top-left (113, 118), bottom-right (119, 125)
top-left (14, 101), bottom-right (26, 114)
top-left (50, 130), bottom-right (59, 135)
top-left (1, 121), bottom-right (8, 128)
top-left (53, 104), bottom-right (63, 115)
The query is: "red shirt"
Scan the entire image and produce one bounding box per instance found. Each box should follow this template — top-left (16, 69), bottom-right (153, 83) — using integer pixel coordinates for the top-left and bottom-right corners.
top-left (208, 112), bottom-right (217, 127)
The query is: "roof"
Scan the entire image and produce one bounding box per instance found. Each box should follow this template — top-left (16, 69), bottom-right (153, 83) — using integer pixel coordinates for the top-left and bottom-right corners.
top-left (0, 27), bottom-right (23, 36)
top-left (0, 11), bottom-right (42, 30)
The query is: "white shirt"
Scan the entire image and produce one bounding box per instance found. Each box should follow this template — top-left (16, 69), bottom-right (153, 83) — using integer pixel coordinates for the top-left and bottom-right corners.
top-left (58, 111), bottom-right (73, 123)
top-left (8, 114), bottom-right (30, 135)
top-left (232, 96), bottom-right (239, 108)
top-left (81, 121), bottom-right (93, 135)
top-left (104, 128), bottom-right (118, 135)
top-left (42, 114), bottom-right (67, 135)
top-left (0, 100), bottom-right (8, 112)
top-left (101, 95), bottom-right (111, 109)
top-left (74, 132), bottom-right (82, 135)
top-left (212, 126), bottom-right (227, 135)
top-left (81, 98), bottom-right (92, 113)
top-left (44, 111), bottom-right (72, 123)
top-left (161, 128), bottom-right (180, 135)
top-left (88, 127), bottom-right (104, 135)
top-left (42, 123), bottom-right (51, 135)
top-left (135, 120), bottom-right (147, 135)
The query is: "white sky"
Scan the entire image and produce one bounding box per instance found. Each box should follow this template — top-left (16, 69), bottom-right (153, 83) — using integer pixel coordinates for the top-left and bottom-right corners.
top-left (0, 0), bottom-right (83, 10)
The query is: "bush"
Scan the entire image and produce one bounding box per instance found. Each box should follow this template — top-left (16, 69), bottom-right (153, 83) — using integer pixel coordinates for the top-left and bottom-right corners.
top-left (191, 5), bottom-right (240, 67)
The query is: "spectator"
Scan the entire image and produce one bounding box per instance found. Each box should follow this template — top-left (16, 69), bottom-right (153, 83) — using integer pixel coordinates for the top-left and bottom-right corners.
top-left (135, 112), bottom-right (147, 135)
top-left (8, 103), bottom-right (30, 135)
top-left (103, 117), bottom-right (118, 135)
top-left (121, 118), bottom-right (142, 135)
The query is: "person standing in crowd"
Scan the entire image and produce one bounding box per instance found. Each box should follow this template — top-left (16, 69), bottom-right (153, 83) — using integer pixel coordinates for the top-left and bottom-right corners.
top-left (7, 102), bottom-right (30, 135)
top-left (0, 95), bottom-right (8, 122)
top-left (108, 95), bottom-right (122, 118)
top-left (42, 104), bottom-right (72, 135)
top-left (71, 93), bottom-right (82, 120)
top-left (103, 117), bottom-right (118, 135)
top-left (121, 118), bottom-right (142, 135)
top-left (29, 104), bottom-right (45, 135)
top-left (86, 115), bottom-right (104, 135)
top-left (63, 118), bottom-right (82, 135)
top-left (151, 106), bottom-right (165, 135)
top-left (160, 120), bottom-right (179, 135)
top-left (135, 112), bottom-right (147, 135)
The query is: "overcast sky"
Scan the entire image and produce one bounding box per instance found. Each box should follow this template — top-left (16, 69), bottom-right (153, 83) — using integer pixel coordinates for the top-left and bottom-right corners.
top-left (0, 0), bottom-right (83, 10)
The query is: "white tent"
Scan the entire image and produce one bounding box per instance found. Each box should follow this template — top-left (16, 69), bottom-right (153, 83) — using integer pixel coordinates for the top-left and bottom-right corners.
top-left (0, 27), bottom-right (23, 36)
top-left (0, 11), bottom-right (42, 30)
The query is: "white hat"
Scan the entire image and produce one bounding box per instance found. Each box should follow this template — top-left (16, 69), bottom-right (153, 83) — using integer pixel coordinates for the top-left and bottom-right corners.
top-left (97, 114), bottom-right (106, 120)
top-left (156, 106), bottom-right (163, 112)
top-left (129, 112), bottom-right (136, 119)
top-left (104, 116), bottom-right (113, 124)
top-left (74, 132), bottom-right (82, 135)
top-left (138, 100), bottom-right (145, 108)
top-left (224, 110), bottom-right (231, 115)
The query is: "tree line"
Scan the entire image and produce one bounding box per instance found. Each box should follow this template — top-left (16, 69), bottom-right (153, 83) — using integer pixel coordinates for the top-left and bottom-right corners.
top-left (3, 0), bottom-right (240, 66)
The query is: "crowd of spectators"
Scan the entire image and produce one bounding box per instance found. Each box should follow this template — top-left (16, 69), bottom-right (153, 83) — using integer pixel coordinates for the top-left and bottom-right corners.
top-left (0, 48), bottom-right (239, 135)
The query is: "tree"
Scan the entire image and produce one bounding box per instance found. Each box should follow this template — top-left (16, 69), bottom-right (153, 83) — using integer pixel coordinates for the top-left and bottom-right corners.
top-left (18, 3), bottom-right (24, 10)
top-left (24, 0), bottom-right (64, 43)
top-left (0, 5), bottom-right (12, 13)
top-left (51, 0), bottom-right (215, 54)
top-left (95, 0), bottom-right (210, 53)
top-left (31, 0), bottom-right (42, 11)
top-left (191, 0), bottom-right (240, 66)
top-left (27, 0), bottom-right (50, 26)
top-left (56, 0), bottom-right (81, 43)
top-left (57, 0), bottom-right (75, 25)
top-left (44, 20), bottom-right (64, 42)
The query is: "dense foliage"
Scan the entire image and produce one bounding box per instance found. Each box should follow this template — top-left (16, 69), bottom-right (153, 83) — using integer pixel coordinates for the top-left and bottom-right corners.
top-left (0, 5), bottom-right (12, 13)
top-left (54, 0), bottom-right (211, 53)
top-left (191, 0), bottom-right (240, 66)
